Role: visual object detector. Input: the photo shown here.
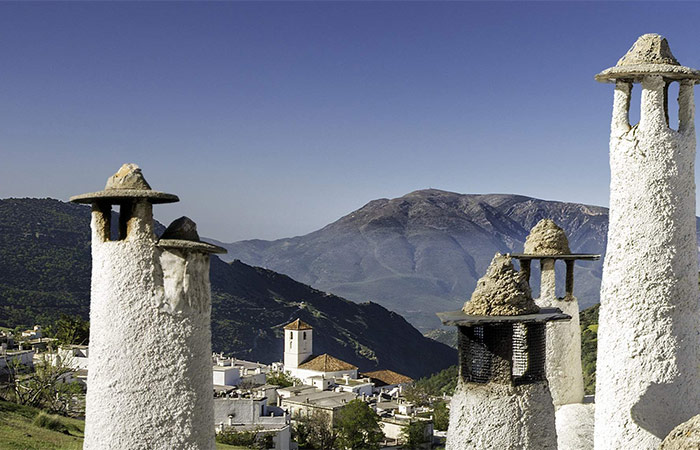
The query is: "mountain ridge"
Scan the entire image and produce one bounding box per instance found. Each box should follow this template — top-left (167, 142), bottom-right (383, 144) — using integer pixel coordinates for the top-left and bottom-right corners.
top-left (214, 189), bottom-right (691, 330)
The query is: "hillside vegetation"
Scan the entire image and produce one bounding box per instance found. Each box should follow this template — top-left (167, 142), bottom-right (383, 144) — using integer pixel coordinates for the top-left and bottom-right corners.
top-left (0, 400), bottom-right (84, 450)
top-left (0, 198), bottom-right (455, 378)
top-left (0, 399), bottom-right (244, 450)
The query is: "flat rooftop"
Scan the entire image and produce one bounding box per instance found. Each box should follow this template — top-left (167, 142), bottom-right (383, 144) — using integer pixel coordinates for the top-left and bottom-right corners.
top-left (284, 390), bottom-right (357, 409)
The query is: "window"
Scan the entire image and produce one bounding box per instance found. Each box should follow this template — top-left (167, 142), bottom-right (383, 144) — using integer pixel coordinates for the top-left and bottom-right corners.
top-left (303, 332), bottom-right (306, 340)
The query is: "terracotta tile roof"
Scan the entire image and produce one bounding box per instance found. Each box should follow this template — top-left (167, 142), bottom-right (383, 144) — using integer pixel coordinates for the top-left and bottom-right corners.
top-left (298, 354), bottom-right (357, 372)
top-left (284, 319), bottom-right (313, 331)
top-left (361, 370), bottom-right (413, 386)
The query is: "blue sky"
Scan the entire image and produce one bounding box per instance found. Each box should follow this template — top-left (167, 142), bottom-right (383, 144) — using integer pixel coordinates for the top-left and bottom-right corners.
top-left (2, 2), bottom-right (700, 241)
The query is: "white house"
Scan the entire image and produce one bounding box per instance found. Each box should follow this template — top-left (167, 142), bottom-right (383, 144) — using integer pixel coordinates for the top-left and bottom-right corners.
top-left (57, 345), bottom-right (89, 370)
top-left (214, 395), bottom-right (290, 450)
top-left (213, 366), bottom-right (241, 388)
top-left (21, 325), bottom-right (42, 339)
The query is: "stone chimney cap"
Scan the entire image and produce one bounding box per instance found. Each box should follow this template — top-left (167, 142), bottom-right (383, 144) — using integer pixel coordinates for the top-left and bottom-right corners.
top-left (462, 253), bottom-right (539, 316)
top-left (596, 34), bottom-right (700, 83)
top-left (157, 216), bottom-right (227, 254)
top-left (523, 219), bottom-right (571, 256)
top-left (70, 163), bottom-right (179, 204)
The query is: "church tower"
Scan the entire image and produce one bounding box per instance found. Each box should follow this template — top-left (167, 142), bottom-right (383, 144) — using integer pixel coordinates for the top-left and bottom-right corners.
top-left (594, 34), bottom-right (700, 449)
top-left (283, 319), bottom-right (313, 369)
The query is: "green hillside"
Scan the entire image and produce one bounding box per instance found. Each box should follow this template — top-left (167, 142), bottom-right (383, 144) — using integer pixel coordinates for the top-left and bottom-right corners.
top-left (580, 303), bottom-right (599, 394)
top-left (0, 400), bottom-right (84, 450)
top-left (0, 399), bottom-right (244, 450)
top-left (0, 198), bottom-right (455, 379)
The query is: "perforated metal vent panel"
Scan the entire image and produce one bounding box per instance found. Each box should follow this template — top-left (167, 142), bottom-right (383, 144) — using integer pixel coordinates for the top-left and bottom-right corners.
top-left (458, 323), bottom-right (547, 386)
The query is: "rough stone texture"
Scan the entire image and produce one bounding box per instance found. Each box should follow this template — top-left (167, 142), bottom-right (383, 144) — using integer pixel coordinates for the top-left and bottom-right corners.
top-left (446, 380), bottom-right (557, 449)
top-left (157, 239), bottom-right (227, 254)
top-left (556, 403), bottom-right (594, 450)
top-left (161, 216), bottom-right (200, 241)
top-left (83, 198), bottom-right (215, 449)
top-left (617, 33), bottom-right (679, 67)
top-left (462, 253), bottom-right (538, 316)
top-left (105, 163), bottom-right (152, 190)
top-left (596, 34), bottom-right (700, 82)
top-left (70, 163), bottom-right (179, 204)
top-left (594, 65), bottom-right (700, 448)
top-left (523, 219), bottom-right (571, 255)
top-left (660, 414), bottom-right (700, 450)
top-left (536, 259), bottom-right (584, 407)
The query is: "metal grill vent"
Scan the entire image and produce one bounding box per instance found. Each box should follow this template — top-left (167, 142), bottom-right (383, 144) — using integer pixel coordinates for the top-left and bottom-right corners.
top-left (512, 323), bottom-right (528, 377)
top-left (458, 323), bottom-right (547, 385)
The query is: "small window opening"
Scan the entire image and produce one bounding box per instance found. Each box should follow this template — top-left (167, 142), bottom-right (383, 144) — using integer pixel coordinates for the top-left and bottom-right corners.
top-left (667, 81), bottom-right (680, 130)
top-left (116, 202), bottom-right (135, 241)
top-left (303, 332), bottom-right (306, 340)
top-left (99, 202), bottom-right (134, 241)
top-left (529, 264), bottom-right (541, 299)
top-left (108, 207), bottom-right (119, 241)
top-left (629, 83), bottom-right (640, 126)
top-left (555, 260), bottom-right (567, 299)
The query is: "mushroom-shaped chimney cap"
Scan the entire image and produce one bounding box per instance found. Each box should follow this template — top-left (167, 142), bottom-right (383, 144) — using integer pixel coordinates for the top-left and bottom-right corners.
top-left (462, 253), bottom-right (539, 316)
top-left (596, 34), bottom-right (700, 82)
top-left (523, 219), bottom-right (571, 256)
top-left (70, 163), bottom-right (179, 204)
top-left (157, 216), bottom-right (227, 254)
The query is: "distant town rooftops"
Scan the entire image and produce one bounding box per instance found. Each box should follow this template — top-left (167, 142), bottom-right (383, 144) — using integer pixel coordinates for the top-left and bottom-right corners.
top-left (334, 377), bottom-right (372, 387)
top-left (278, 385), bottom-right (318, 396)
top-left (298, 354), bottom-right (357, 372)
top-left (284, 319), bottom-right (313, 331)
top-left (361, 370), bottom-right (413, 386)
top-left (285, 390), bottom-right (357, 409)
top-left (212, 366), bottom-right (238, 372)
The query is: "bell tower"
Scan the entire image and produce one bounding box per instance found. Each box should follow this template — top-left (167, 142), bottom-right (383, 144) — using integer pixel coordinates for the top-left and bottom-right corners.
top-left (283, 319), bottom-right (313, 369)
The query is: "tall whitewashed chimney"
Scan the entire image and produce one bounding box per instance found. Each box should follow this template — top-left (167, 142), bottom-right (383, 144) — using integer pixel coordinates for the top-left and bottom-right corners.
top-left (594, 34), bottom-right (700, 449)
top-left (71, 164), bottom-right (226, 449)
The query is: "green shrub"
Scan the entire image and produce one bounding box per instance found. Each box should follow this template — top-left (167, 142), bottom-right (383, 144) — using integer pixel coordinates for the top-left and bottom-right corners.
top-left (33, 412), bottom-right (69, 434)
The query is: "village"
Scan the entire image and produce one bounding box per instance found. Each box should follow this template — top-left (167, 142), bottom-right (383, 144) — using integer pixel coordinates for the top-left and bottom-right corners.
top-left (1, 317), bottom-right (438, 449)
top-left (3, 2), bottom-right (700, 448)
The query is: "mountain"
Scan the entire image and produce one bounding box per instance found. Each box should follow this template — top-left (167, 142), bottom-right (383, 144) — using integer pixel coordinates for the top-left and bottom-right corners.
top-left (215, 190), bottom-right (609, 330)
top-left (216, 189), bottom-right (700, 331)
top-left (0, 198), bottom-right (455, 378)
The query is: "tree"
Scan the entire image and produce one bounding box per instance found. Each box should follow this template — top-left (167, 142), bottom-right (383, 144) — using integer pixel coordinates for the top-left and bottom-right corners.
top-left (335, 399), bottom-right (384, 450)
top-left (266, 371), bottom-right (298, 388)
top-left (400, 421), bottom-right (429, 449)
top-left (402, 385), bottom-right (431, 407)
top-left (1, 353), bottom-right (82, 415)
top-left (216, 426), bottom-right (273, 449)
top-left (51, 314), bottom-right (89, 346)
top-left (293, 410), bottom-right (338, 450)
top-left (432, 400), bottom-right (449, 432)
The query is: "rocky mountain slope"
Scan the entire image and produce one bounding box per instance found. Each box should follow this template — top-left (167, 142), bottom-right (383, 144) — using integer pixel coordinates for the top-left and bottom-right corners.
top-left (214, 190), bottom-right (608, 329)
top-left (216, 189), bottom-right (700, 330)
top-left (0, 198), bottom-right (455, 378)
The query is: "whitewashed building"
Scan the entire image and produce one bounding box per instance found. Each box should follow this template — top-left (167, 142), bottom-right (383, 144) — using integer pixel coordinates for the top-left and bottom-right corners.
top-left (282, 319), bottom-right (358, 383)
